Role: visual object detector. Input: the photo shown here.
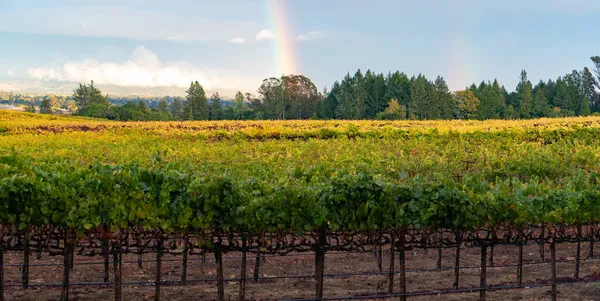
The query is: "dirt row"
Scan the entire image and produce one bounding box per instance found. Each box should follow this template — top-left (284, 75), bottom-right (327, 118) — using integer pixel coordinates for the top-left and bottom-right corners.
top-left (1, 242), bottom-right (600, 300)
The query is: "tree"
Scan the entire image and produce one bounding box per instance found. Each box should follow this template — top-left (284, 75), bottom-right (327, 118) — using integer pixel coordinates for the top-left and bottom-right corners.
top-left (282, 75), bottom-right (320, 119)
top-left (157, 99), bottom-right (169, 114)
top-left (319, 84), bottom-right (338, 119)
top-left (233, 91), bottom-right (245, 120)
top-left (454, 90), bottom-right (480, 119)
top-left (503, 105), bottom-right (518, 119)
top-left (591, 56), bottom-right (600, 89)
top-left (185, 81), bottom-right (208, 120)
top-left (335, 73), bottom-right (357, 119)
top-left (516, 70), bottom-right (533, 118)
top-left (376, 99), bottom-right (406, 120)
top-left (580, 95), bottom-right (591, 116)
top-left (209, 92), bottom-right (223, 120)
top-left (257, 78), bottom-right (286, 119)
top-left (475, 80), bottom-right (504, 119)
top-left (364, 71), bottom-right (387, 118)
top-left (581, 67), bottom-right (598, 110)
top-left (39, 97), bottom-right (53, 114)
top-left (408, 75), bottom-right (430, 119)
top-left (431, 76), bottom-right (455, 119)
top-left (24, 104), bottom-right (36, 113)
top-left (170, 97), bottom-right (183, 120)
top-left (182, 101), bottom-right (193, 120)
top-left (72, 81), bottom-right (109, 116)
top-left (384, 71), bottom-right (411, 110)
top-left (532, 88), bottom-right (549, 117)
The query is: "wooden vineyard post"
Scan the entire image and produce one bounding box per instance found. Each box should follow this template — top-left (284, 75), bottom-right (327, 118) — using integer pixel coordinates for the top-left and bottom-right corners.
top-left (437, 247), bottom-right (442, 270)
top-left (137, 237), bottom-right (143, 269)
top-left (181, 237), bottom-right (188, 284)
top-left (60, 231), bottom-right (71, 301)
top-left (314, 231), bottom-right (326, 299)
top-left (388, 233), bottom-right (395, 294)
top-left (239, 236), bottom-right (247, 301)
top-left (377, 245), bottom-right (383, 273)
top-left (517, 228), bottom-right (524, 287)
top-left (103, 237), bottom-right (110, 283)
top-left (399, 230), bottom-right (406, 301)
top-left (22, 235), bottom-right (29, 289)
top-left (253, 238), bottom-right (261, 282)
top-left (550, 238), bottom-right (557, 301)
top-left (576, 224), bottom-right (581, 279)
top-left (589, 225), bottom-right (594, 259)
top-left (0, 246), bottom-right (4, 301)
top-left (155, 237), bottom-right (163, 301)
top-left (479, 245), bottom-right (487, 301)
top-left (517, 243), bottom-right (523, 287)
top-left (70, 242), bottom-right (74, 271)
top-left (540, 224), bottom-right (545, 262)
top-left (113, 241), bottom-right (122, 301)
top-left (453, 231), bottom-right (461, 290)
top-left (215, 240), bottom-right (225, 301)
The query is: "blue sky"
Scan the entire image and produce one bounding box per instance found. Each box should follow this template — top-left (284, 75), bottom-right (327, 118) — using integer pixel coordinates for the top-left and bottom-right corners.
top-left (1, 0), bottom-right (599, 96)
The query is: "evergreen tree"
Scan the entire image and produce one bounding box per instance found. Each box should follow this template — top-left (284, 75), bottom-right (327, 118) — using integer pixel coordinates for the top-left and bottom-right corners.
top-left (580, 95), bottom-right (591, 116)
top-left (321, 83), bottom-right (339, 119)
top-left (170, 97), bottom-right (183, 120)
top-left (504, 105), bottom-right (517, 119)
top-left (72, 80), bottom-right (109, 116)
top-left (581, 67), bottom-right (598, 110)
top-left (364, 71), bottom-right (387, 118)
top-left (431, 76), bottom-right (454, 119)
top-left (516, 70), bottom-right (533, 118)
top-left (384, 71), bottom-right (411, 116)
top-left (182, 101), bottom-right (193, 120)
top-left (157, 99), bottom-right (169, 114)
top-left (233, 91), bottom-right (245, 120)
top-left (408, 75), bottom-right (430, 119)
top-left (185, 81), bottom-right (208, 120)
top-left (591, 56), bottom-right (600, 89)
top-left (335, 73), bottom-right (357, 119)
top-left (210, 92), bottom-right (223, 120)
top-left (532, 88), bottom-right (549, 117)
top-left (566, 71), bottom-right (582, 112)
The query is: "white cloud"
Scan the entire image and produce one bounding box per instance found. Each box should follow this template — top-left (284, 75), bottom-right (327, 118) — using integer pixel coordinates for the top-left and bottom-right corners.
top-left (167, 34), bottom-right (188, 41)
top-left (26, 46), bottom-right (261, 92)
top-left (229, 37), bottom-right (246, 44)
top-left (256, 29), bottom-right (274, 41)
top-left (296, 31), bottom-right (326, 41)
top-left (6, 68), bottom-right (15, 76)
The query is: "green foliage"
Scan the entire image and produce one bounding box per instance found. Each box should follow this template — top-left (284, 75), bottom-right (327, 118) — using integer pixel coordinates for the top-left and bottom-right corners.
top-left (376, 99), bottom-right (406, 120)
top-left (39, 97), bottom-right (53, 114)
top-left (579, 96), bottom-right (591, 116)
top-left (233, 91), bottom-right (245, 120)
top-left (73, 81), bottom-right (110, 116)
top-left (186, 81), bottom-right (208, 120)
top-left (454, 90), bottom-right (480, 119)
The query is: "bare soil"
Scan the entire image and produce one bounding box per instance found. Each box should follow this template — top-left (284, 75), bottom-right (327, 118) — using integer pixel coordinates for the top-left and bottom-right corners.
top-left (2, 242), bottom-right (600, 300)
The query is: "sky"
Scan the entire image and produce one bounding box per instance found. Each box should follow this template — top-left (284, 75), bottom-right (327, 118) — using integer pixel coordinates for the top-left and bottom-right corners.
top-left (1, 0), bottom-right (599, 96)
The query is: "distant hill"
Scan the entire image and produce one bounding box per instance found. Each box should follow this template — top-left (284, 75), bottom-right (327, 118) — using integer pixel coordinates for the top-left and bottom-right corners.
top-left (1, 80), bottom-right (244, 99)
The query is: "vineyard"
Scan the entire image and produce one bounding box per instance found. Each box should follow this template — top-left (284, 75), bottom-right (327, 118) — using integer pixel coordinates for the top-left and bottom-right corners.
top-left (2, 110), bottom-right (600, 300)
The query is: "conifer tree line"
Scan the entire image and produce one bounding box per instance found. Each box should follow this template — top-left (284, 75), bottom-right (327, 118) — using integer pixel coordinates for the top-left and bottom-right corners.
top-left (10, 56), bottom-right (599, 121)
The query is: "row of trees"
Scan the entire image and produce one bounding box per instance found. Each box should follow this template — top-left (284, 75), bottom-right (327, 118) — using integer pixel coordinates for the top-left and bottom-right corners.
top-left (18, 56), bottom-right (600, 121)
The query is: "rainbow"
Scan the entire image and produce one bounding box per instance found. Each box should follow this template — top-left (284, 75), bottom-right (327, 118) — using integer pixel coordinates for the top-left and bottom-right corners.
top-left (265, 0), bottom-right (300, 76)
